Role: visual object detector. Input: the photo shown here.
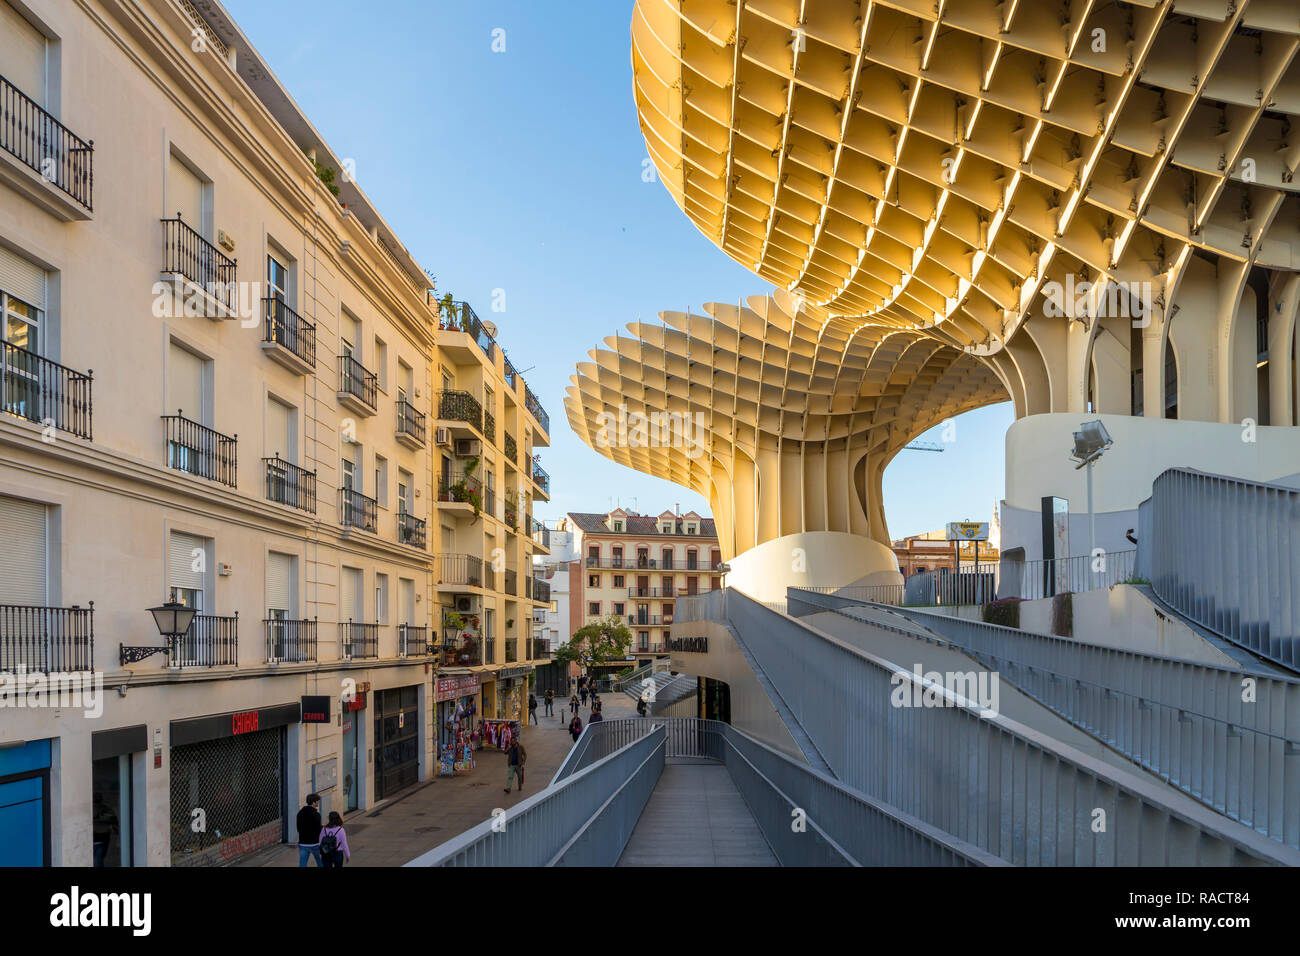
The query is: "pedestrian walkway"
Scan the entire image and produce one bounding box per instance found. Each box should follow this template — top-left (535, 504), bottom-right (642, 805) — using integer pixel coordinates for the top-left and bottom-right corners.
top-left (234, 692), bottom-right (636, 867)
top-left (617, 759), bottom-right (777, 866)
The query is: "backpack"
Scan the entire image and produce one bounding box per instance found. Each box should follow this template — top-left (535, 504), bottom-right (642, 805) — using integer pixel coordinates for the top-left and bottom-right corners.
top-left (320, 828), bottom-right (340, 855)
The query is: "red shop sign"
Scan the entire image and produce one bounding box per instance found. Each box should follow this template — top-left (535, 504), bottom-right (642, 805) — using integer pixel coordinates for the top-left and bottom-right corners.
top-left (231, 710), bottom-right (260, 735)
top-left (436, 674), bottom-right (481, 701)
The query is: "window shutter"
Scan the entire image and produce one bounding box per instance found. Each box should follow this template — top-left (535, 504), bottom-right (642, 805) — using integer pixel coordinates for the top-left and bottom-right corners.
top-left (0, 495), bottom-right (47, 605)
top-left (169, 531), bottom-right (206, 594)
top-left (340, 567), bottom-right (360, 622)
top-left (166, 153), bottom-right (204, 230)
top-left (0, 2), bottom-right (46, 105)
top-left (0, 245), bottom-right (46, 310)
top-left (398, 579), bottom-right (415, 625)
top-left (167, 344), bottom-right (204, 420)
top-left (266, 398), bottom-right (293, 462)
top-left (267, 552), bottom-right (293, 615)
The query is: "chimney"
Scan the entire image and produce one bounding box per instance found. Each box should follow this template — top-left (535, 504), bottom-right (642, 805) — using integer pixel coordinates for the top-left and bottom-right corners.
top-left (675, 503), bottom-right (680, 516)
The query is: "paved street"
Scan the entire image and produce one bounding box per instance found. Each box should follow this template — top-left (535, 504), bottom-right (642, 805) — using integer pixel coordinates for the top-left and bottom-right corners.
top-left (235, 690), bottom-right (639, 867)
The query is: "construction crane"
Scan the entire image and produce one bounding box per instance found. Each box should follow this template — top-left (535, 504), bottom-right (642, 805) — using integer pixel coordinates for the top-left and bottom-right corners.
top-left (903, 441), bottom-right (944, 452)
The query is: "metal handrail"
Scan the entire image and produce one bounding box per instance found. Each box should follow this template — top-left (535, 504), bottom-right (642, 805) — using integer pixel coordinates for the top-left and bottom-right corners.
top-left (338, 354), bottom-right (377, 409)
top-left (163, 412), bottom-right (237, 487)
top-left (0, 340), bottom-right (93, 439)
top-left (0, 602), bottom-right (94, 673)
top-left (262, 297), bottom-right (316, 368)
top-left (396, 398), bottom-right (426, 445)
top-left (263, 455), bottom-right (317, 513)
top-left (161, 216), bottom-right (236, 310)
top-left (0, 73), bottom-right (93, 209)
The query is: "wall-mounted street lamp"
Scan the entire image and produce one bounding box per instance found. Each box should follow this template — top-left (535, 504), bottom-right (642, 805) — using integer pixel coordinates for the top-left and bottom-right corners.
top-left (1070, 420), bottom-right (1114, 569)
top-left (120, 601), bottom-right (197, 666)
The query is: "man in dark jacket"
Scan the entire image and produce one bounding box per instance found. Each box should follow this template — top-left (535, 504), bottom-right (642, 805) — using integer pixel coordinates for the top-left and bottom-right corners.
top-left (504, 738), bottom-right (527, 793)
top-left (589, 705), bottom-right (604, 724)
top-left (296, 793), bottom-right (322, 867)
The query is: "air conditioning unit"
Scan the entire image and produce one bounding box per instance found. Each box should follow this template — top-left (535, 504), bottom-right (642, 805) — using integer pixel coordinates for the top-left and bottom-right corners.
top-left (435, 427), bottom-right (451, 447)
top-left (455, 438), bottom-right (481, 457)
top-left (455, 595), bottom-right (481, 614)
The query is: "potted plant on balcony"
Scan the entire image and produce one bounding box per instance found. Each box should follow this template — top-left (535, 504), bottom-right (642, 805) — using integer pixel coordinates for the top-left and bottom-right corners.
top-left (438, 292), bottom-right (457, 331)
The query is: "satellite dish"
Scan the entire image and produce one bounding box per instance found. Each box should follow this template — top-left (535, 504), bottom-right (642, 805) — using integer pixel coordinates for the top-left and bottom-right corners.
top-left (482, 320), bottom-right (498, 338)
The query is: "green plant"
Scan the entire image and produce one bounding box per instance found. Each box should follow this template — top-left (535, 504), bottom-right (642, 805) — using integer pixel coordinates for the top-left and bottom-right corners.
top-left (1120, 575), bottom-right (1151, 586)
top-left (981, 597), bottom-right (1022, 628)
top-left (303, 148), bottom-right (340, 196)
top-left (1051, 591), bottom-right (1074, 637)
top-left (438, 293), bottom-right (459, 330)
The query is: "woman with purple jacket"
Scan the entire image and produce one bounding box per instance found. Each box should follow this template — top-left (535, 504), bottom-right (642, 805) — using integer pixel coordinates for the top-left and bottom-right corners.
top-left (320, 811), bottom-right (351, 867)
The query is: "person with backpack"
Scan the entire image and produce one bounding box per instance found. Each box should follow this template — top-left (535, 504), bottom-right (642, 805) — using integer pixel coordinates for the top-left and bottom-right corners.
top-left (296, 793), bottom-right (323, 867)
top-left (544, 688), bottom-right (554, 716)
top-left (319, 811), bottom-right (351, 868)
top-left (528, 693), bottom-right (538, 725)
top-left (569, 713), bottom-right (583, 742)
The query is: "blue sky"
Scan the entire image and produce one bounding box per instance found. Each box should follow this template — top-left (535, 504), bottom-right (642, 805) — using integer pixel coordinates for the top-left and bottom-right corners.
top-left (223, 0), bottom-right (1012, 538)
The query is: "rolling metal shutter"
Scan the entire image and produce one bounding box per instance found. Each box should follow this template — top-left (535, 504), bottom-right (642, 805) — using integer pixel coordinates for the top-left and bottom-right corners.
top-left (0, 2), bottom-right (46, 105)
top-left (266, 552), bottom-right (292, 616)
top-left (169, 531), bottom-right (206, 599)
top-left (0, 495), bottom-right (47, 605)
top-left (0, 245), bottom-right (46, 311)
top-left (166, 152), bottom-right (204, 229)
top-left (167, 344), bottom-right (204, 419)
top-left (340, 567), bottom-right (361, 622)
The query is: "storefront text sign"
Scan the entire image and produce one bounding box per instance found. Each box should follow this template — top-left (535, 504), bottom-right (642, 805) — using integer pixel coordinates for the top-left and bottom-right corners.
top-left (231, 710), bottom-right (259, 735)
top-left (343, 691), bottom-right (366, 712)
top-left (301, 695), bottom-right (331, 723)
top-left (436, 674), bottom-right (482, 701)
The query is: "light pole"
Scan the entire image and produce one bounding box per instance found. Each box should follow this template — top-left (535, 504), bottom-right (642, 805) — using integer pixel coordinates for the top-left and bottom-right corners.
top-left (1070, 420), bottom-right (1113, 582)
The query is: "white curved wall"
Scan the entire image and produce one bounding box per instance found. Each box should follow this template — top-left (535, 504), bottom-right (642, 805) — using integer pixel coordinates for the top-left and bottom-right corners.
top-left (725, 531), bottom-right (902, 603)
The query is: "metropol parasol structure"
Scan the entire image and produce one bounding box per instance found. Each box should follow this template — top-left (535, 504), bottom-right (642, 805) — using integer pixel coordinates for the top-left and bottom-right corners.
top-left (566, 0), bottom-right (1300, 597)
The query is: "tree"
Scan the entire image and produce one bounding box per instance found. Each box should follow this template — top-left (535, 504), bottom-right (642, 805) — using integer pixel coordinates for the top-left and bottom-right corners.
top-left (555, 615), bottom-right (632, 670)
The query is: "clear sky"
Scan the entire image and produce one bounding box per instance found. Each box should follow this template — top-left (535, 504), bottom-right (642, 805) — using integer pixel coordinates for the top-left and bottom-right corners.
top-left (222, 0), bottom-right (1013, 539)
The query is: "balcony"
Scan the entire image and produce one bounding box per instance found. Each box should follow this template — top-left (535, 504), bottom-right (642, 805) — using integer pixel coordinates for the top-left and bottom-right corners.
top-left (534, 578), bottom-right (551, 603)
top-left (628, 614), bottom-right (666, 627)
top-left (265, 618), bottom-right (316, 663)
top-left (505, 639), bottom-right (518, 663)
top-left (439, 300), bottom-right (497, 360)
top-left (438, 553), bottom-right (484, 588)
top-left (524, 382), bottom-right (550, 435)
top-left (160, 216), bottom-right (237, 318)
top-left (163, 413), bottom-right (237, 488)
top-left (503, 498), bottom-right (519, 533)
top-left (503, 354), bottom-right (517, 390)
top-left (528, 639), bottom-right (550, 660)
top-left (261, 297), bottom-right (316, 374)
top-left (634, 643), bottom-right (666, 655)
top-left (0, 341), bottom-right (93, 439)
top-left (437, 389), bottom-right (482, 433)
top-left (169, 614), bottom-right (237, 667)
top-left (504, 569), bottom-right (517, 596)
top-left (504, 431), bottom-right (517, 464)
top-left (395, 398), bottom-right (426, 449)
top-left (483, 409), bottom-right (496, 444)
top-left (440, 639), bottom-right (482, 667)
top-left (529, 517), bottom-right (550, 550)
top-left (339, 622), bottom-right (378, 660)
top-left (531, 455), bottom-right (550, 499)
top-left (0, 603), bottom-right (94, 673)
top-left (0, 73), bottom-right (93, 218)
top-left (399, 624), bottom-right (429, 658)
top-left (338, 354), bottom-right (378, 416)
top-left (339, 487), bottom-right (378, 532)
top-left (525, 575), bottom-right (533, 599)
top-left (628, 587), bottom-right (678, 598)
top-left (437, 473), bottom-right (483, 513)
top-left (397, 511), bottom-right (426, 549)
top-left (263, 456), bottom-right (316, 513)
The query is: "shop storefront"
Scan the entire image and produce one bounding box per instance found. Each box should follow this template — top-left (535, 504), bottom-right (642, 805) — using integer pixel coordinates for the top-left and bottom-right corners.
top-left (436, 673), bottom-right (481, 776)
top-left (0, 739), bottom-right (50, 866)
top-left (373, 685), bottom-right (420, 799)
top-left (169, 703), bottom-right (298, 866)
top-left (91, 724), bottom-right (146, 867)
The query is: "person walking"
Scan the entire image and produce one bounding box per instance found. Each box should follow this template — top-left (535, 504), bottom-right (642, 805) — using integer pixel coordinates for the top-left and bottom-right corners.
top-left (569, 713), bottom-right (583, 742)
top-left (636, 696), bottom-right (648, 718)
top-left (579, 685), bottom-right (588, 707)
top-left (296, 793), bottom-right (323, 867)
top-left (544, 689), bottom-right (554, 716)
top-left (588, 704), bottom-right (604, 724)
top-left (319, 811), bottom-right (351, 868)
top-left (504, 736), bottom-right (527, 793)
top-left (569, 693), bottom-right (579, 716)
top-left (528, 693), bottom-right (538, 726)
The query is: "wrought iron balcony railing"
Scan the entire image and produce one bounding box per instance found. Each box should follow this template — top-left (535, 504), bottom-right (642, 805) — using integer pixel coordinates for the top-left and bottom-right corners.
top-left (397, 510), bottom-right (426, 549)
top-left (339, 487), bottom-right (377, 532)
top-left (263, 456), bottom-right (317, 512)
top-left (437, 473), bottom-right (483, 506)
top-left (339, 622), bottom-right (378, 660)
top-left (440, 639), bottom-right (482, 667)
top-left (438, 553), bottom-right (484, 588)
top-left (161, 216), bottom-right (236, 310)
top-left (628, 614), bottom-right (666, 627)
top-left (263, 297), bottom-right (316, 368)
top-left (437, 389), bottom-right (482, 432)
top-left (163, 412), bottom-right (237, 487)
top-left (0, 602), bottom-right (94, 673)
top-left (0, 341), bottom-right (93, 439)
top-left (0, 73), bottom-right (93, 210)
top-left (396, 398), bottom-right (426, 446)
top-left (265, 617), bottom-right (317, 663)
top-left (399, 624), bottom-right (429, 658)
top-left (169, 614), bottom-right (238, 667)
top-left (338, 354), bottom-right (377, 410)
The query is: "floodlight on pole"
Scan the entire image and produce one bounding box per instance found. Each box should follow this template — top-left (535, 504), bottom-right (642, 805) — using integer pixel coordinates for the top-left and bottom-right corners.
top-left (1069, 420), bottom-right (1114, 573)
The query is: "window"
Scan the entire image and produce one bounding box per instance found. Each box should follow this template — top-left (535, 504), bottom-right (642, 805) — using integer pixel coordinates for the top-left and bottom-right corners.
top-left (374, 454), bottom-right (388, 508)
top-left (398, 578), bottom-right (415, 626)
top-left (588, 602), bottom-right (600, 617)
top-left (374, 336), bottom-right (387, 391)
top-left (0, 494), bottom-right (48, 605)
top-left (398, 361), bottom-right (413, 404)
top-left (588, 574), bottom-right (600, 588)
top-left (588, 546), bottom-right (599, 562)
top-left (266, 552), bottom-right (296, 620)
top-left (340, 567), bottom-right (363, 623)
top-left (375, 573), bottom-right (389, 626)
top-left (167, 341), bottom-right (207, 424)
top-left (266, 396), bottom-right (296, 463)
top-left (441, 368), bottom-right (453, 393)
top-left (341, 310), bottom-right (360, 364)
top-left (613, 521), bottom-right (623, 532)
top-left (397, 469), bottom-right (413, 516)
top-left (613, 574), bottom-right (624, 588)
top-left (686, 549), bottom-right (698, 570)
top-left (0, 1), bottom-right (47, 105)
top-left (1, 248), bottom-right (47, 423)
top-left (168, 531), bottom-right (209, 612)
top-left (661, 547), bottom-right (673, 567)
top-left (613, 603), bottom-right (625, 616)
top-left (267, 251), bottom-right (290, 304)
top-left (661, 575), bottom-right (672, 594)
top-left (686, 523), bottom-right (696, 534)
top-left (166, 149), bottom-right (209, 236)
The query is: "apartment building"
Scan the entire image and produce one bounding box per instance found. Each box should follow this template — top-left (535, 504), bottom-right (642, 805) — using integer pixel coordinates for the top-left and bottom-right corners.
top-left (562, 509), bottom-right (720, 660)
top-left (0, 0), bottom-right (551, 866)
